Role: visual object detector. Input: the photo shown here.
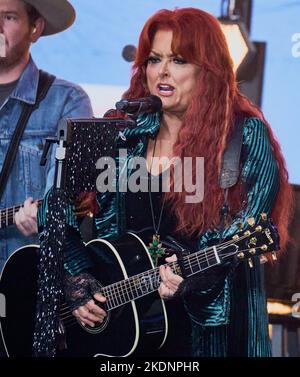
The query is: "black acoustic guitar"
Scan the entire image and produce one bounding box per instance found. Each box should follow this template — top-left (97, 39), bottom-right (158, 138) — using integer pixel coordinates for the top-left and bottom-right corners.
top-left (0, 214), bottom-right (279, 357)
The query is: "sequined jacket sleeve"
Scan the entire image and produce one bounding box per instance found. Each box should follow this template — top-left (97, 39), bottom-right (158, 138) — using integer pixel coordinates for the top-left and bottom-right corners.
top-left (184, 117), bottom-right (280, 326)
top-left (37, 190), bottom-right (93, 275)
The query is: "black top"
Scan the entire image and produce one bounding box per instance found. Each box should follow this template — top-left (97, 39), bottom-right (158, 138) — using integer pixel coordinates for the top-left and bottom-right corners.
top-left (125, 170), bottom-right (195, 357)
top-left (126, 173), bottom-right (175, 233)
top-left (125, 171), bottom-right (198, 252)
top-left (0, 79), bottom-right (19, 108)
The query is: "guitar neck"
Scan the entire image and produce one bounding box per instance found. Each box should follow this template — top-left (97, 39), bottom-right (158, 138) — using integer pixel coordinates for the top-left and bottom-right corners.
top-left (0, 200), bottom-right (43, 230)
top-left (59, 216), bottom-right (275, 325)
top-left (102, 245), bottom-right (222, 311)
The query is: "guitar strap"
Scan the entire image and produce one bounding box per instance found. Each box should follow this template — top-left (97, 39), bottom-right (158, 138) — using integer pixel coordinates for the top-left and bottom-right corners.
top-left (0, 70), bottom-right (56, 202)
top-left (220, 113), bottom-right (246, 189)
top-left (176, 114), bottom-right (246, 279)
top-left (219, 113), bottom-right (246, 225)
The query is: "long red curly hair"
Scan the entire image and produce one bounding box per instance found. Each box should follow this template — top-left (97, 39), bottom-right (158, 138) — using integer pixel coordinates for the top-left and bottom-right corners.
top-left (79, 8), bottom-right (293, 249)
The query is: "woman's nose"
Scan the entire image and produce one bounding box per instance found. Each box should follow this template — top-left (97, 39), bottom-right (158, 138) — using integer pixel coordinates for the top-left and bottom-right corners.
top-left (158, 61), bottom-right (170, 78)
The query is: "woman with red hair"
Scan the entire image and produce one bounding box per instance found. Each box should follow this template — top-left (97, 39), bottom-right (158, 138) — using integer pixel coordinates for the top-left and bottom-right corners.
top-left (38, 8), bottom-right (292, 357)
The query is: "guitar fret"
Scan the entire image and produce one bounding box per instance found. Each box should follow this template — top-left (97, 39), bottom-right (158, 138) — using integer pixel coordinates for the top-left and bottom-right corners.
top-left (107, 275), bottom-right (144, 310)
top-left (128, 277), bottom-right (138, 301)
top-left (113, 282), bottom-right (121, 305)
top-left (119, 281), bottom-right (128, 304)
top-left (204, 250), bottom-right (210, 266)
top-left (195, 254), bottom-right (202, 271)
top-left (132, 276), bottom-right (141, 300)
top-left (108, 283), bottom-right (119, 308)
top-left (185, 248), bottom-right (221, 278)
top-left (197, 254), bottom-right (209, 270)
top-left (207, 247), bottom-right (221, 267)
top-left (12, 206), bottom-right (16, 226)
top-left (124, 279), bottom-right (134, 303)
top-left (113, 283), bottom-right (122, 307)
top-left (141, 271), bottom-right (156, 294)
top-left (139, 274), bottom-right (148, 294)
top-left (187, 257), bottom-right (194, 274)
top-left (116, 280), bottom-right (129, 306)
top-left (133, 277), bottom-right (143, 298)
top-left (154, 270), bottom-right (161, 289)
top-left (118, 281), bottom-right (128, 305)
top-left (123, 280), bottom-right (134, 303)
top-left (128, 279), bottom-right (137, 301)
top-left (104, 286), bottom-right (115, 310)
top-left (212, 246), bottom-right (220, 264)
top-left (171, 262), bottom-right (182, 276)
top-left (127, 279), bottom-right (136, 301)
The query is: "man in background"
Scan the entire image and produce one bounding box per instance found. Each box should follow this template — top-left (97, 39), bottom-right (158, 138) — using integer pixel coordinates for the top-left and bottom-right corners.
top-left (0, 0), bottom-right (93, 275)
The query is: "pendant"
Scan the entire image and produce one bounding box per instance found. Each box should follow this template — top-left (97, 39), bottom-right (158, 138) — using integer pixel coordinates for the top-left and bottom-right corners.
top-left (148, 234), bottom-right (166, 266)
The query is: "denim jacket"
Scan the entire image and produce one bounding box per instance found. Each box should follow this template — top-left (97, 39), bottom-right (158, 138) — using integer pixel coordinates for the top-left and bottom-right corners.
top-left (0, 56), bottom-right (93, 271)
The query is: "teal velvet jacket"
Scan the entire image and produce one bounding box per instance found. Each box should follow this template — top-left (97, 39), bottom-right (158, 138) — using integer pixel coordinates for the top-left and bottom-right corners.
top-left (38, 113), bottom-right (279, 357)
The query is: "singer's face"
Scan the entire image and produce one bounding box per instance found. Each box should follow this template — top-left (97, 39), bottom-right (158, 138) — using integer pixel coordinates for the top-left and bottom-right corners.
top-left (0, 0), bottom-right (32, 70)
top-left (146, 29), bottom-right (200, 118)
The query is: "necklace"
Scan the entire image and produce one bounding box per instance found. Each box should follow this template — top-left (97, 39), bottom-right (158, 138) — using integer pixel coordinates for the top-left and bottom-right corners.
top-left (147, 137), bottom-right (166, 266)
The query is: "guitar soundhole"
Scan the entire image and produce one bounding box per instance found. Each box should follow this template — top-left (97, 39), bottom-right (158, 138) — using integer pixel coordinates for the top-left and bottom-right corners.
top-left (78, 311), bottom-right (111, 334)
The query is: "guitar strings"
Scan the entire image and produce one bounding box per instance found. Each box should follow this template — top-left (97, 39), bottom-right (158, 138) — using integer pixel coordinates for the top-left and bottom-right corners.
top-left (112, 229), bottom-right (268, 309)
top-left (59, 229), bottom-right (265, 320)
top-left (0, 200), bottom-right (43, 224)
top-left (58, 244), bottom-right (267, 325)
top-left (64, 229), bottom-right (263, 313)
top-left (97, 230), bottom-right (260, 308)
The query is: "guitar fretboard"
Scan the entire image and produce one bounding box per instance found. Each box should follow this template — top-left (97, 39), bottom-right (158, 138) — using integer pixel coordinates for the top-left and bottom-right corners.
top-left (0, 200), bottom-right (42, 229)
top-left (101, 245), bottom-right (222, 311)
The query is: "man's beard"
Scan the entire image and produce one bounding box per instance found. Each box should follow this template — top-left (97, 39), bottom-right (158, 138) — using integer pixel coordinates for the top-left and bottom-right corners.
top-left (0, 33), bottom-right (31, 73)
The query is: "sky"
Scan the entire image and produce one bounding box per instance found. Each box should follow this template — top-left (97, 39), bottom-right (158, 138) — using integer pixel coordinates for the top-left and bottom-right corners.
top-left (31, 0), bottom-right (300, 183)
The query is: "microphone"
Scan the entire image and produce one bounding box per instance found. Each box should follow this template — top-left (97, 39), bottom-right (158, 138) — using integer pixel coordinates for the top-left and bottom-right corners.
top-left (115, 95), bottom-right (162, 115)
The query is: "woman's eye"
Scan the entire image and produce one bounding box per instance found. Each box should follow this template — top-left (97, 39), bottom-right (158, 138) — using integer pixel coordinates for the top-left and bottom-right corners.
top-left (173, 57), bottom-right (187, 64)
top-left (148, 56), bottom-right (160, 64)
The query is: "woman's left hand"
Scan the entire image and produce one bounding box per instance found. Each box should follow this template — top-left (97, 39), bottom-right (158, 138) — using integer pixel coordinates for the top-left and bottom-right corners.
top-left (158, 254), bottom-right (183, 300)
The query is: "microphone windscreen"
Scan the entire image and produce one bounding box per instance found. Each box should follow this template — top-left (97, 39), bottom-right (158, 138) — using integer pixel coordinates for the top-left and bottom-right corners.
top-left (149, 95), bottom-right (162, 112)
top-left (122, 45), bottom-right (137, 62)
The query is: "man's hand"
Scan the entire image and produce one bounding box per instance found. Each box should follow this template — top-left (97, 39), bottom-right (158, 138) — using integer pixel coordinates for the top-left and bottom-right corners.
top-left (15, 197), bottom-right (38, 236)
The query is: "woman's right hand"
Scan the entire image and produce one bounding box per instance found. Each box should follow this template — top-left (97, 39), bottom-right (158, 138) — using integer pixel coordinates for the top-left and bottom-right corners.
top-left (63, 272), bottom-right (107, 327)
top-left (72, 292), bottom-right (107, 327)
